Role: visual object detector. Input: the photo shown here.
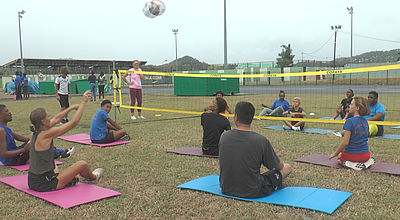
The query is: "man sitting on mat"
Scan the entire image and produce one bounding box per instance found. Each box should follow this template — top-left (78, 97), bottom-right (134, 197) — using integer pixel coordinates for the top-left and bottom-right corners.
top-left (364, 91), bottom-right (386, 137)
top-left (219, 101), bottom-right (292, 198)
top-left (0, 104), bottom-right (74, 166)
top-left (329, 97), bottom-right (375, 171)
top-left (90, 100), bottom-right (130, 143)
top-left (201, 98), bottom-right (231, 155)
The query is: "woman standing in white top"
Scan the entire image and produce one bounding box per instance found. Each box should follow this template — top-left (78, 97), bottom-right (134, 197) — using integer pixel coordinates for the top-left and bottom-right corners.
top-left (122, 60), bottom-right (145, 119)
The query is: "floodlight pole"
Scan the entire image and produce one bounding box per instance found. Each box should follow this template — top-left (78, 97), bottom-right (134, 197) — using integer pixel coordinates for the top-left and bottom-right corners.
top-left (18, 10), bottom-right (26, 74)
top-left (331, 25), bottom-right (342, 69)
top-left (172, 29), bottom-right (178, 72)
top-left (223, 0), bottom-right (228, 69)
top-left (347, 7), bottom-right (354, 59)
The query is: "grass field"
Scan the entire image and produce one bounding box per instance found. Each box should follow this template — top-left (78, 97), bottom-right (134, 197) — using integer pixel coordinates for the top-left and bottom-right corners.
top-left (1, 92), bottom-right (400, 219)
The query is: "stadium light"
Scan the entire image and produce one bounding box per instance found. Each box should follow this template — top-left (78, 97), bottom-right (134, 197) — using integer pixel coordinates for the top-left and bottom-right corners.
top-left (223, 0), bottom-right (227, 69)
top-left (347, 7), bottom-right (354, 58)
top-left (18, 10), bottom-right (26, 74)
top-left (331, 25), bottom-right (342, 70)
top-left (172, 29), bottom-right (178, 71)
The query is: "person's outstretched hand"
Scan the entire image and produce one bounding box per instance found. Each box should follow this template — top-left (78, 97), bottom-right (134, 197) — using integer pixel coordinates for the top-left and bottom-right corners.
top-left (82, 90), bottom-right (91, 103)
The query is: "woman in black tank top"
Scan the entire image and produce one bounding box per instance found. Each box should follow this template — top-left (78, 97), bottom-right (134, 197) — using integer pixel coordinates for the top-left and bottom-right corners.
top-left (28, 91), bottom-right (104, 192)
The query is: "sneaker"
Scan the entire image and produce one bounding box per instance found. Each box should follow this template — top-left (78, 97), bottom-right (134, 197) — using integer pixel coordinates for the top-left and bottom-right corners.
top-left (131, 115), bottom-right (137, 120)
top-left (119, 135), bottom-right (130, 141)
top-left (343, 161), bottom-right (366, 171)
top-left (292, 126), bottom-right (301, 131)
top-left (60, 147), bottom-right (75, 158)
top-left (92, 168), bottom-right (104, 181)
top-left (138, 115), bottom-right (145, 119)
top-left (327, 131), bottom-right (342, 137)
top-left (283, 125), bottom-right (291, 130)
top-left (364, 157), bottom-right (375, 169)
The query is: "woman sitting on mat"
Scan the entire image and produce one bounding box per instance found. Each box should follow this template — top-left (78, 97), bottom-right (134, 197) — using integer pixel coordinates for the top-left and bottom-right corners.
top-left (28, 91), bottom-right (104, 192)
top-left (329, 96), bottom-right (375, 171)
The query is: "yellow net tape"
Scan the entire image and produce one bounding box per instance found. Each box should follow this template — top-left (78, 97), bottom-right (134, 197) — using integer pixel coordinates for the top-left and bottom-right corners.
top-left (113, 64), bottom-right (400, 126)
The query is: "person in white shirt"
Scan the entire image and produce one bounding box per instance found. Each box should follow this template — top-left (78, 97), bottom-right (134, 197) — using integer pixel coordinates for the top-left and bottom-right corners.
top-left (55, 67), bottom-right (72, 124)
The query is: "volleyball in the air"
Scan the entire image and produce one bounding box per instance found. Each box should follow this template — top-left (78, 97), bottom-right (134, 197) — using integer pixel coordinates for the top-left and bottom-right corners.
top-left (143, 0), bottom-right (166, 18)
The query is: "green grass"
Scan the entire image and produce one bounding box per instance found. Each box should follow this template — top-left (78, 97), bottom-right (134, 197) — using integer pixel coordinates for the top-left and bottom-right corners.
top-left (1, 93), bottom-right (400, 219)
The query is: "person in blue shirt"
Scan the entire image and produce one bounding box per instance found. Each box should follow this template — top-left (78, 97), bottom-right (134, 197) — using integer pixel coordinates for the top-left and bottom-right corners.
top-left (90, 100), bottom-right (130, 143)
top-left (259, 90), bottom-right (290, 117)
top-left (330, 97), bottom-right (375, 171)
top-left (0, 104), bottom-right (75, 166)
top-left (22, 73), bottom-right (29, 99)
top-left (14, 71), bottom-right (23, 100)
top-left (364, 91), bottom-right (386, 137)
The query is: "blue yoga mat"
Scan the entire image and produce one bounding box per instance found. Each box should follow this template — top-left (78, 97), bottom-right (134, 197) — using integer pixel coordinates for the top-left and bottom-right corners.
top-left (264, 125), bottom-right (400, 140)
top-left (178, 175), bottom-right (351, 214)
top-left (392, 126), bottom-right (400, 129)
top-left (264, 125), bottom-right (337, 135)
top-left (319, 117), bottom-right (343, 120)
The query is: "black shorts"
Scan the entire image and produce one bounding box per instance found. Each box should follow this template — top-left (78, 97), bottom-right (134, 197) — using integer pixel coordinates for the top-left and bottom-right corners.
top-left (259, 170), bottom-right (283, 197)
top-left (202, 145), bottom-right (219, 156)
top-left (58, 94), bottom-right (70, 108)
top-left (8, 142), bottom-right (30, 166)
top-left (377, 125), bottom-right (384, 136)
top-left (98, 85), bottom-right (105, 93)
top-left (28, 171), bottom-right (59, 192)
top-left (91, 131), bottom-right (114, 144)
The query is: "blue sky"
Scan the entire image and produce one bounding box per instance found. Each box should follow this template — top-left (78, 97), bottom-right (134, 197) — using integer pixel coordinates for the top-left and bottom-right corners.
top-left (1, 0), bottom-right (399, 66)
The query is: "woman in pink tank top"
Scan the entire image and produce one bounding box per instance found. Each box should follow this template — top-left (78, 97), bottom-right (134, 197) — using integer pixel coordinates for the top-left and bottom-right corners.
top-left (122, 60), bottom-right (145, 120)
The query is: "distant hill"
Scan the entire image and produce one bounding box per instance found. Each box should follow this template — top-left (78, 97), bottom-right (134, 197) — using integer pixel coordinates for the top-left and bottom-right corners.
top-left (336, 48), bottom-right (400, 64)
top-left (143, 56), bottom-right (209, 72)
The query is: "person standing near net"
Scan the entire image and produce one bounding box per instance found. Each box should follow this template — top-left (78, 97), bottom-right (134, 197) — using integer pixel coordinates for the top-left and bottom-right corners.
top-left (282, 97), bottom-right (306, 131)
top-left (365, 91), bottom-right (386, 137)
top-left (14, 71), bottom-right (23, 100)
top-left (55, 67), bottom-right (72, 124)
top-left (98, 72), bottom-right (106, 100)
top-left (122, 60), bottom-right (145, 120)
top-left (201, 98), bottom-right (231, 156)
top-left (332, 89), bottom-right (354, 120)
top-left (219, 101), bottom-right (292, 198)
top-left (88, 70), bottom-right (97, 102)
top-left (329, 97), bottom-right (375, 171)
top-left (28, 91), bottom-right (104, 192)
top-left (259, 90), bottom-right (290, 117)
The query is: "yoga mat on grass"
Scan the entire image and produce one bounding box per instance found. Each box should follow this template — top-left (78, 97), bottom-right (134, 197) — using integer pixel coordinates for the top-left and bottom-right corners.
top-left (264, 125), bottom-right (337, 135)
top-left (57, 133), bottom-right (129, 147)
top-left (167, 147), bottom-right (218, 158)
top-left (294, 154), bottom-right (400, 176)
top-left (264, 125), bottom-right (400, 140)
top-left (0, 174), bottom-right (121, 209)
top-left (392, 126), bottom-right (400, 129)
top-left (178, 175), bottom-right (351, 214)
top-left (0, 160), bottom-right (63, 171)
top-left (319, 117), bottom-right (344, 120)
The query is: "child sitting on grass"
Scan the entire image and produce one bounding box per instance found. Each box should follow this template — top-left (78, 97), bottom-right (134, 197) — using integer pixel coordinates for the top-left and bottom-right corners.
top-left (282, 97), bottom-right (306, 131)
top-left (329, 96), bottom-right (375, 171)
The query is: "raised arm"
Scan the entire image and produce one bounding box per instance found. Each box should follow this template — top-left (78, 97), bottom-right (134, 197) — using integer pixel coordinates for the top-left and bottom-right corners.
top-left (42, 91), bottom-right (90, 139)
top-left (49, 104), bottom-right (79, 127)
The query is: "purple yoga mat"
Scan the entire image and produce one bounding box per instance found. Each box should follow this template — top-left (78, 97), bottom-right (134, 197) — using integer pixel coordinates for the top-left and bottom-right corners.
top-left (167, 147), bottom-right (219, 158)
top-left (0, 174), bottom-right (121, 209)
top-left (57, 133), bottom-right (129, 147)
top-left (0, 160), bottom-right (63, 171)
top-left (294, 154), bottom-right (400, 176)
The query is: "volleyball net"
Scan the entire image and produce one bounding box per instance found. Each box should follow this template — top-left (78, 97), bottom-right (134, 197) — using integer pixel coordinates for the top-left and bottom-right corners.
top-left (112, 63), bottom-right (400, 126)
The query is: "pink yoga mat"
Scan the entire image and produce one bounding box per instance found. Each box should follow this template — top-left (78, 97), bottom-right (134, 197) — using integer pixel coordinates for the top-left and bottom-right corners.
top-left (0, 174), bottom-right (121, 209)
top-left (294, 154), bottom-right (400, 176)
top-left (57, 133), bottom-right (129, 147)
top-left (0, 160), bottom-right (63, 171)
top-left (167, 147), bottom-right (219, 158)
